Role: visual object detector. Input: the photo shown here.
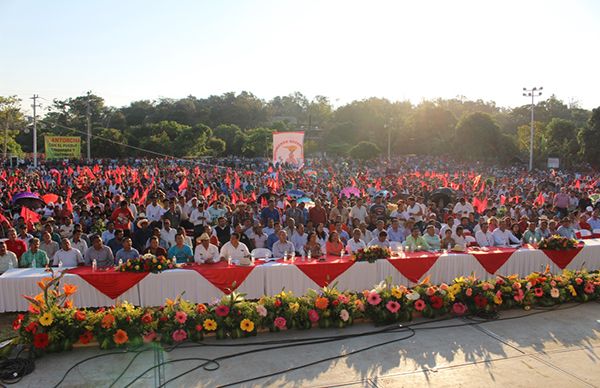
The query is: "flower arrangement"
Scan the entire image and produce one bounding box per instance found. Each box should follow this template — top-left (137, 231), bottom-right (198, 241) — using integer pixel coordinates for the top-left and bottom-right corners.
top-left (538, 235), bottom-right (578, 251)
top-left (10, 267), bottom-right (600, 354)
top-left (117, 253), bottom-right (177, 273)
top-left (354, 246), bottom-right (391, 263)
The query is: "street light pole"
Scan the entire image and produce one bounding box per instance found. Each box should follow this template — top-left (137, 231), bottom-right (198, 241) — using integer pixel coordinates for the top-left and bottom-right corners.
top-left (30, 94), bottom-right (40, 168)
top-left (522, 86), bottom-right (543, 171)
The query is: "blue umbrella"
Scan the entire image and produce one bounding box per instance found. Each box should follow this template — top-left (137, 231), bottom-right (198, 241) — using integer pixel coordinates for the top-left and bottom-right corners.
top-left (286, 189), bottom-right (305, 199)
top-left (11, 191), bottom-right (46, 209)
top-left (297, 197), bottom-right (312, 204)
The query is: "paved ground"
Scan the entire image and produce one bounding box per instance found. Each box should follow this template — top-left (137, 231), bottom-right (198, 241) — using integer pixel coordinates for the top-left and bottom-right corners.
top-left (8, 302), bottom-right (600, 387)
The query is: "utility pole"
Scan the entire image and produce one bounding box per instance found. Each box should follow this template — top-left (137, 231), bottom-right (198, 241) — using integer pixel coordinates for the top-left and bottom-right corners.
top-left (31, 94), bottom-right (40, 168)
top-left (86, 91), bottom-right (92, 161)
top-left (522, 87), bottom-right (543, 171)
top-left (3, 109), bottom-right (9, 160)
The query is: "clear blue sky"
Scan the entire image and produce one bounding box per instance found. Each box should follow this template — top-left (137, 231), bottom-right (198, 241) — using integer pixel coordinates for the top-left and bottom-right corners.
top-left (2, 0), bottom-right (599, 112)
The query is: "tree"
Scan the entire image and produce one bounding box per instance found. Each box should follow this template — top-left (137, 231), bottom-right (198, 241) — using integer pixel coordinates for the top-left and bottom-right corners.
top-left (0, 96), bottom-right (25, 157)
top-left (242, 127), bottom-right (273, 157)
top-left (348, 141), bottom-right (381, 160)
top-left (93, 128), bottom-right (128, 157)
top-left (578, 107), bottom-right (600, 168)
top-left (206, 138), bottom-right (226, 156)
top-left (454, 112), bottom-right (501, 160)
top-left (544, 118), bottom-right (580, 167)
top-left (213, 124), bottom-right (245, 155)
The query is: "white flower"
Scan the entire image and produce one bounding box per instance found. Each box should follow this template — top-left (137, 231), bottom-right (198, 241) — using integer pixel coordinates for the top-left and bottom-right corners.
top-left (256, 304), bottom-right (267, 317)
top-left (550, 288), bottom-right (560, 298)
top-left (406, 291), bottom-right (421, 301)
top-left (339, 309), bottom-right (349, 322)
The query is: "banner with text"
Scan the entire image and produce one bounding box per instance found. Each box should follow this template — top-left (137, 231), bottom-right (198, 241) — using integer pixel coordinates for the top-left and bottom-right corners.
top-left (273, 131), bottom-right (304, 168)
top-left (44, 136), bottom-right (81, 159)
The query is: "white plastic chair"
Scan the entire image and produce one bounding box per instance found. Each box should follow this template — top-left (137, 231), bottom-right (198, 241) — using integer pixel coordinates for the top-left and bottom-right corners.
top-left (593, 229), bottom-right (600, 235)
top-left (579, 229), bottom-right (592, 237)
top-left (465, 235), bottom-right (476, 244)
top-left (251, 248), bottom-right (272, 259)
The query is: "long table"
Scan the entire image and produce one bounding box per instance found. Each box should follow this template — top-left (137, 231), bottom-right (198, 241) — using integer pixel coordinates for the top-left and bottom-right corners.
top-left (1, 239), bottom-right (599, 312)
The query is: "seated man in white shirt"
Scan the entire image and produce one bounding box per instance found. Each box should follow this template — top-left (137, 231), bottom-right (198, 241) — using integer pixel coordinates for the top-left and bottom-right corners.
top-left (475, 222), bottom-right (494, 247)
top-left (272, 230), bottom-right (296, 258)
top-left (368, 230), bottom-right (391, 249)
top-left (219, 232), bottom-right (250, 260)
top-left (160, 218), bottom-right (177, 248)
top-left (346, 228), bottom-right (367, 254)
top-left (451, 225), bottom-right (467, 248)
top-left (52, 238), bottom-right (84, 267)
top-left (194, 233), bottom-right (220, 263)
top-left (492, 220), bottom-right (521, 247)
top-left (290, 224), bottom-right (308, 255)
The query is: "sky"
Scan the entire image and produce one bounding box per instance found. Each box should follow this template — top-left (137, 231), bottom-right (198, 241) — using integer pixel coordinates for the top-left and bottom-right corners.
top-left (1, 0), bottom-right (599, 114)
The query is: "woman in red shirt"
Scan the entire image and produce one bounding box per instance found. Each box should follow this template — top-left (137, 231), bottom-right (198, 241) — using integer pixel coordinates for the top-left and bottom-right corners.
top-left (325, 231), bottom-right (345, 256)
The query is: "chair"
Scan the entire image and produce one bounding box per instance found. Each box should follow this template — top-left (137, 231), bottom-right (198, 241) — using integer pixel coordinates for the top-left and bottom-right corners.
top-left (579, 229), bottom-right (592, 237)
top-left (465, 235), bottom-right (478, 247)
top-left (251, 248), bottom-right (272, 259)
top-left (592, 228), bottom-right (600, 235)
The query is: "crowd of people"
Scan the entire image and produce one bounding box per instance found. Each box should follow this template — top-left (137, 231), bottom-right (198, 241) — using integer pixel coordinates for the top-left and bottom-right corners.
top-left (0, 156), bottom-right (599, 273)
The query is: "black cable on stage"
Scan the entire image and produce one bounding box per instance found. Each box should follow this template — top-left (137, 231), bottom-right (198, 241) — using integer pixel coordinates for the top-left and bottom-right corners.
top-left (47, 301), bottom-right (590, 387)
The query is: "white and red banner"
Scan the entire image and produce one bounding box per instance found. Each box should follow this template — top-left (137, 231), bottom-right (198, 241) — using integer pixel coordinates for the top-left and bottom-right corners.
top-left (273, 131), bottom-right (304, 168)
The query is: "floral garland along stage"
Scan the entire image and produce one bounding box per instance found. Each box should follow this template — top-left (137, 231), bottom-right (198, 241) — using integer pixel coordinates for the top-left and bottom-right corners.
top-left (9, 267), bottom-right (600, 354)
top-left (537, 235), bottom-right (578, 251)
top-left (117, 254), bottom-right (178, 273)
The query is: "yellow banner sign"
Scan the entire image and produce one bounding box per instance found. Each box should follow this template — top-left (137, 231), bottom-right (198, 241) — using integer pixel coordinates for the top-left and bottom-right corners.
top-left (44, 136), bottom-right (81, 159)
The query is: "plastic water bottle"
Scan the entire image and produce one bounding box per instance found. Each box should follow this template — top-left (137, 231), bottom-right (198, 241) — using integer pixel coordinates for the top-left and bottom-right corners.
top-left (227, 255), bottom-right (232, 266)
top-left (447, 243), bottom-right (452, 252)
top-left (32, 259), bottom-right (36, 269)
top-left (92, 259), bottom-right (97, 271)
top-left (250, 253), bottom-right (255, 265)
top-left (7, 260), bottom-right (13, 270)
top-left (307, 249), bottom-right (312, 261)
top-left (58, 260), bottom-right (63, 269)
top-left (283, 250), bottom-right (288, 262)
top-left (118, 259), bottom-right (123, 267)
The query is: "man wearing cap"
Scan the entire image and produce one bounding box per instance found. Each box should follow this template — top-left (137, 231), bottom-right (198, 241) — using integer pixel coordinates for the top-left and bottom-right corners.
top-left (423, 224), bottom-right (441, 250)
top-left (133, 216), bottom-right (152, 251)
top-left (194, 233), bottom-right (220, 263)
top-left (536, 217), bottom-right (551, 239)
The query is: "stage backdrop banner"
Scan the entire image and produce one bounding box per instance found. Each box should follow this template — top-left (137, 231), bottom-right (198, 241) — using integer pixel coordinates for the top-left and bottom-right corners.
top-left (44, 136), bottom-right (81, 159)
top-left (273, 131), bottom-right (304, 168)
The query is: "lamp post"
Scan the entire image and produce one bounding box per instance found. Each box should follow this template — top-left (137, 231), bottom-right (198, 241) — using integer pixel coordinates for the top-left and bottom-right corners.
top-left (522, 86), bottom-right (543, 171)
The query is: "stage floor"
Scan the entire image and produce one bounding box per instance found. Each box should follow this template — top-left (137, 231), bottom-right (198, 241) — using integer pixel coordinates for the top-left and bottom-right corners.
top-left (13, 302), bottom-right (600, 387)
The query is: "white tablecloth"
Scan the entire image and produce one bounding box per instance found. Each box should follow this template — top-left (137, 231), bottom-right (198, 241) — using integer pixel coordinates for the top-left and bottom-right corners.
top-left (2, 239), bottom-right (600, 312)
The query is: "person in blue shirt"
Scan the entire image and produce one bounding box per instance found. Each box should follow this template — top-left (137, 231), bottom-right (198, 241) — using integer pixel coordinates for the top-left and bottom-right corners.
top-left (266, 222), bottom-right (282, 250)
top-left (115, 237), bottom-right (140, 263)
top-left (167, 233), bottom-right (194, 263)
top-left (260, 201), bottom-right (280, 226)
top-left (556, 217), bottom-right (576, 239)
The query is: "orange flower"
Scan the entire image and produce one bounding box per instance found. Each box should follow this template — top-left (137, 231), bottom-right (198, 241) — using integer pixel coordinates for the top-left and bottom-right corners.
top-left (196, 303), bottom-right (207, 314)
top-left (315, 297), bottom-right (329, 310)
top-left (63, 284), bottom-right (77, 297)
top-left (113, 329), bottom-right (129, 345)
top-left (101, 314), bottom-right (115, 329)
top-left (63, 300), bottom-right (73, 309)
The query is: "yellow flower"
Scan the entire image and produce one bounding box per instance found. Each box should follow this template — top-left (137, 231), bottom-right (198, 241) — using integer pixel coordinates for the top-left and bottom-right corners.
top-left (568, 285), bottom-right (577, 297)
top-left (240, 318), bottom-right (254, 332)
top-left (289, 302), bottom-right (300, 314)
top-left (165, 298), bottom-right (175, 307)
top-left (391, 287), bottom-right (403, 299)
top-left (493, 295), bottom-right (502, 305)
top-left (152, 258), bottom-right (157, 263)
top-left (157, 265), bottom-right (162, 270)
top-left (203, 319), bottom-right (217, 331)
top-left (134, 265), bottom-right (140, 270)
top-left (39, 312), bottom-right (54, 326)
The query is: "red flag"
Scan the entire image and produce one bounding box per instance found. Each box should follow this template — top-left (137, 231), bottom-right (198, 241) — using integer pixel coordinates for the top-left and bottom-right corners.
top-left (231, 192), bottom-right (238, 205)
top-left (138, 187), bottom-right (149, 206)
top-left (260, 196), bottom-right (268, 207)
top-left (575, 180), bottom-right (581, 189)
top-left (500, 195), bottom-right (506, 205)
top-left (21, 207), bottom-right (41, 228)
top-left (0, 212), bottom-right (10, 226)
top-left (534, 192), bottom-right (545, 206)
top-left (472, 175), bottom-right (481, 191)
top-left (178, 178), bottom-right (188, 193)
top-left (41, 194), bottom-right (59, 204)
top-left (203, 185), bottom-right (211, 198)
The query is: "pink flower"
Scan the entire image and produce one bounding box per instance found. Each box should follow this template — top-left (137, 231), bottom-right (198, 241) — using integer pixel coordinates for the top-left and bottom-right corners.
top-left (584, 283), bottom-right (595, 294)
top-left (452, 302), bottom-right (467, 315)
top-left (514, 289), bottom-right (524, 302)
top-left (255, 304), bottom-right (267, 317)
top-left (414, 299), bottom-right (426, 311)
top-left (575, 278), bottom-right (583, 285)
top-left (367, 291), bottom-right (382, 306)
top-left (337, 294), bottom-right (349, 304)
top-left (465, 288), bottom-right (473, 297)
top-left (534, 287), bottom-right (544, 297)
top-left (512, 282), bottom-right (522, 290)
top-left (143, 331), bottom-right (157, 343)
top-left (495, 277), bottom-right (505, 286)
top-left (215, 305), bottom-right (230, 317)
top-left (339, 309), bottom-right (350, 322)
top-left (439, 283), bottom-right (449, 291)
top-left (172, 329), bottom-right (187, 342)
top-left (550, 280), bottom-right (557, 287)
top-left (550, 288), bottom-right (560, 298)
top-left (308, 309), bottom-right (319, 323)
top-left (175, 311), bottom-right (187, 324)
top-left (386, 300), bottom-right (401, 313)
top-left (274, 316), bottom-right (287, 330)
